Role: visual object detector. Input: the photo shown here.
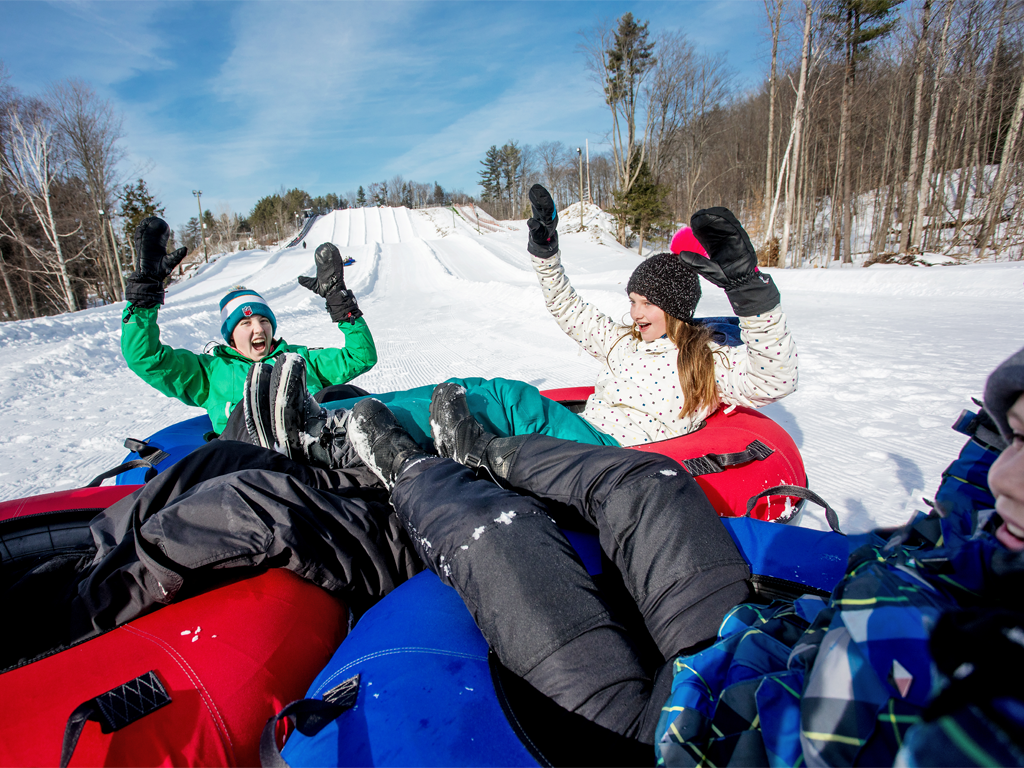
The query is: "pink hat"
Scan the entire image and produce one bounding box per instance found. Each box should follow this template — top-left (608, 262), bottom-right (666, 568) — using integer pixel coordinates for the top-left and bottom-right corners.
top-left (670, 226), bottom-right (708, 257)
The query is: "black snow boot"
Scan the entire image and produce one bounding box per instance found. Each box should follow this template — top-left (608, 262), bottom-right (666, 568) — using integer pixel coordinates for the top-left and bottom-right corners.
top-left (243, 361), bottom-right (274, 448)
top-left (267, 353), bottom-right (361, 468)
top-left (429, 382), bottom-right (529, 482)
top-left (348, 398), bottom-right (428, 490)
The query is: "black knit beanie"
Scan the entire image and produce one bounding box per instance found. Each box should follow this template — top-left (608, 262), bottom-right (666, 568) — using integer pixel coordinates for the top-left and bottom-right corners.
top-left (984, 345), bottom-right (1024, 439)
top-left (626, 253), bottom-right (701, 321)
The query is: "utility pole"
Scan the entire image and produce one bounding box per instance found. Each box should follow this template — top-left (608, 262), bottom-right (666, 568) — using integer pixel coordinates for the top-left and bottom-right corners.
top-left (192, 190), bottom-right (208, 263)
top-left (577, 147), bottom-right (584, 231)
top-left (585, 140), bottom-right (592, 204)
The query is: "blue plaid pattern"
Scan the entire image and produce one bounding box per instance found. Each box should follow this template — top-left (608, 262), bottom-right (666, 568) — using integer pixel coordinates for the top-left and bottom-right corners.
top-left (657, 432), bottom-right (1024, 767)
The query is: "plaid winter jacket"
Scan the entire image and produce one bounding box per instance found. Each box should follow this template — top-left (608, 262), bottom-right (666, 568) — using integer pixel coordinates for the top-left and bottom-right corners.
top-left (656, 429), bottom-right (1024, 767)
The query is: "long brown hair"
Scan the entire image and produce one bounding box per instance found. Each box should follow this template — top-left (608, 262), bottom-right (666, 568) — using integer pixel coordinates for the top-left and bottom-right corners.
top-left (610, 316), bottom-right (720, 420)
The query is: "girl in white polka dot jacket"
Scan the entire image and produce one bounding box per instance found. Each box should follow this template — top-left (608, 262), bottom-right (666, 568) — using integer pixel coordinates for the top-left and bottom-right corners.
top-left (526, 184), bottom-right (798, 447)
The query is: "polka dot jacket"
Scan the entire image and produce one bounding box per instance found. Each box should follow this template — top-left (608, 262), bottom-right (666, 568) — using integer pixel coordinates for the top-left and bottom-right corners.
top-left (532, 252), bottom-right (799, 447)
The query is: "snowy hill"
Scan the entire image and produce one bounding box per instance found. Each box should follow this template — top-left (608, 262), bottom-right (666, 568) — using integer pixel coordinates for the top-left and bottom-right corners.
top-left (1, 204), bottom-right (1022, 535)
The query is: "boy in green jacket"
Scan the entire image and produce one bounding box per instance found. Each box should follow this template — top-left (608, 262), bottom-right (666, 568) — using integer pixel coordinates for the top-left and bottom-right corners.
top-left (121, 217), bottom-right (376, 438)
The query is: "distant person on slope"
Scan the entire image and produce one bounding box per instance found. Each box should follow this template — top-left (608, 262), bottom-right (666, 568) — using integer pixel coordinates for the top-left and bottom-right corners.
top-left (121, 216), bottom-right (375, 439)
top-left (525, 183), bottom-right (798, 446)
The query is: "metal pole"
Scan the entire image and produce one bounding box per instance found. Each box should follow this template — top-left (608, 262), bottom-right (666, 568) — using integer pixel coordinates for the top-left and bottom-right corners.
top-left (577, 148), bottom-right (583, 230)
top-left (193, 190), bottom-right (208, 263)
top-left (585, 140), bottom-right (592, 204)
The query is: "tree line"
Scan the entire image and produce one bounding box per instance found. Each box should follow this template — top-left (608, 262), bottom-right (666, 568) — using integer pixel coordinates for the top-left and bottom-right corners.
top-left (244, 178), bottom-right (475, 245)
top-left (481, 2), bottom-right (1023, 265)
top-left (0, 68), bottom-right (171, 318)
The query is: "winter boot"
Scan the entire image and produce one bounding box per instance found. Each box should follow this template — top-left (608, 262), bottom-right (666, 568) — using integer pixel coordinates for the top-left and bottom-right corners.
top-left (267, 353), bottom-right (361, 468)
top-left (243, 362), bottom-right (274, 448)
top-left (428, 382), bottom-right (529, 482)
top-left (348, 398), bottom-right (428, 490)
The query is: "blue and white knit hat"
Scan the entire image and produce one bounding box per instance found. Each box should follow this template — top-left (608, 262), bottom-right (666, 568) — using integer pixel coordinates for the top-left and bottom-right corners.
top-left (219, 288), bottom-right (277, 342)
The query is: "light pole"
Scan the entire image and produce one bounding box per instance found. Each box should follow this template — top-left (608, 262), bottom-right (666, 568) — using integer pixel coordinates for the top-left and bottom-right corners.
top-left (576, 147), bottom-right (584, 231)
top-left (192, 190), bottom-right (208, 263)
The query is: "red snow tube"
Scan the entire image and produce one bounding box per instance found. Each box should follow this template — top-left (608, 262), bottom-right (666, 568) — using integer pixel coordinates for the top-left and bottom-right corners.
top-left (0, 488), bottom-right (349, 768)
top-left (541, 387), bottom-right (807, 523)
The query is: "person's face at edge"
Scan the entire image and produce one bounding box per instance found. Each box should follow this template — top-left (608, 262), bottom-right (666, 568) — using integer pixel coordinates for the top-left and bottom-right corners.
top-left (231, 315), bottom-right (274, 361)
top-left (990, 392), bottom-right (1024, 551)
top-left (629, 293), bottom-right (667, 342)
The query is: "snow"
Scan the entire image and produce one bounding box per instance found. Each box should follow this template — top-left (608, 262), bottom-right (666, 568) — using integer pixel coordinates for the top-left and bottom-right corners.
top-left (1, 204), bottom-right (1022, 536)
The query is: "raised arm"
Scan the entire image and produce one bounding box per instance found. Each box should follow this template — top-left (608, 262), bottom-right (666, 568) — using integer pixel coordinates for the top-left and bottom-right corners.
top-left (300, 242), bottom-right (377, 385)
top-left (527, 184), bottom-right (630, 361)
top-left (674, 210), bottom-right (797, 407)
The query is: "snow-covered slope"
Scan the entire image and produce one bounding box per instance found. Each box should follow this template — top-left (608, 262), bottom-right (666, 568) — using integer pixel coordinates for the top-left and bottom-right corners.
top-left (1, 204), bottom-right (1022, 535)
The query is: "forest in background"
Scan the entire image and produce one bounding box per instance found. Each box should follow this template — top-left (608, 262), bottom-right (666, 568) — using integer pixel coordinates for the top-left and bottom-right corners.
top-left (1, 0), bottom-right (1022, 320)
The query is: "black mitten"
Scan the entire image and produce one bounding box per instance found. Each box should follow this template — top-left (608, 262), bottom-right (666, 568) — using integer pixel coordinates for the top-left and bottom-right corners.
top-left (681, 207), bottom-right (781, 317)
top-left (125, 217), bottom-right (188, 308)
top-left (299, 243), bottom-right (363, 324)
top-left (526, 184), bottom-right (559, 258)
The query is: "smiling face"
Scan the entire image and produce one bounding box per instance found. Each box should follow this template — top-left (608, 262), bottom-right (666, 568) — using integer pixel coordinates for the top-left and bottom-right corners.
top-left (990, 392), bottom-right (1024, 551)
top-left (230, 314), bottom-right (274, 361)
top-left (629, 293), bottom-right (668, 342)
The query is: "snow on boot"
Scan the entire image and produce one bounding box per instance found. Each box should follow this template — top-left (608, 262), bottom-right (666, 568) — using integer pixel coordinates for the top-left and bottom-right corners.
top-left (243, 361), bottom-right (274, 448)
top-left (348, 398), bottom-right (426, 490)
top-left (429, 382), bottom-right (497, 467)
top-left (429, 382), bottom-right (529, 482)
top-left (268, 353), bottom-right (326, 461)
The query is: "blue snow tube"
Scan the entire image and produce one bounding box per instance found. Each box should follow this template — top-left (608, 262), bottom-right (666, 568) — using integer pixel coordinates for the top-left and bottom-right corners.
top-left (116, 415), bottom-right (212, 485)
top-left (280, 571), bottom-right (540, 768)
top-left (274, 518), bottom-right (855, 767)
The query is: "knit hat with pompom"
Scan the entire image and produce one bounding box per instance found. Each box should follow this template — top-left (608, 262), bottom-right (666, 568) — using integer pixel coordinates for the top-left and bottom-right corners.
top-left (626, 253), bottom-right (701, 321)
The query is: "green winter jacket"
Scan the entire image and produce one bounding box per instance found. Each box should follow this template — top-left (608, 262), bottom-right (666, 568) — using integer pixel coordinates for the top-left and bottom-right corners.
top-left (121, 305), bottom-right (377, 433)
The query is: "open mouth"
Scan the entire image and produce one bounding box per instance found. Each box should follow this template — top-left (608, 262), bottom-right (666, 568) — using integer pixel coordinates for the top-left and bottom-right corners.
top-left (637, 322), bottom-right (651, 333)
top-left (252, 338), bottom-right (267, 353)
top-left (997, 518), bottom-right (1024, 551)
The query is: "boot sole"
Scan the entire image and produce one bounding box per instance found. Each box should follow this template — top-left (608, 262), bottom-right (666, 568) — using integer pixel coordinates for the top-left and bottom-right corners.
top-left (243, 363), bottom-right (274, 449)
top-left (429, 382), bottom-right (469, 458)
top-left (269, 354), bottom-right (309, 459)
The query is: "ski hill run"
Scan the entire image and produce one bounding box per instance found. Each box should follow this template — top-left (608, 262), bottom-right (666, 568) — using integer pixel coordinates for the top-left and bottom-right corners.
top-left (0, 203), bottom-right (1022, 534)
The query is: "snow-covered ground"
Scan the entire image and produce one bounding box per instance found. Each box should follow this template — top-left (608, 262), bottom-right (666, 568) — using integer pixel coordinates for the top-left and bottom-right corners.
top-left (0, 204), bottom-right (1021, 535)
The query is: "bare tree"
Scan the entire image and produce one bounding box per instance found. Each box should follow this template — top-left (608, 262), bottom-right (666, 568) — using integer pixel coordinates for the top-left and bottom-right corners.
top-left (0, 102), bottom-right (80, 312)
top-left (45, 78), bottom-right (126, 300)
top-left (764, 0), bottom-right (788, 229)
top-left (783, 0), bottom-right (816, 266)
top-left (912, 0), bottom-right (956, 252)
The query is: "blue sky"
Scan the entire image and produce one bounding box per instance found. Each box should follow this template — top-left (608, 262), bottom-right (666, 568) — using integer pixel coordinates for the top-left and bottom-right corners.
top-left (2, 1), bottom-right (777, 231)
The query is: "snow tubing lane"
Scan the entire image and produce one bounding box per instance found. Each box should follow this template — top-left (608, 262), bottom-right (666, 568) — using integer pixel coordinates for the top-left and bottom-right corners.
top-left (0, 489), bottom-right (349, 768)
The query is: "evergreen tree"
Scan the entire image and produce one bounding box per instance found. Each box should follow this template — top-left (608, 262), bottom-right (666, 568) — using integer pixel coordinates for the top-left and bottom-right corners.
top-left (479, 145), bottom-right (503, 207)
top-left (603, 13), bottom-right (656, 244)
top-left (118, 179), bottom-right (165, 256)
top-left (356, 186), bottom-right (366, 207)
top-left (610, 160), bottom-right (669, 254)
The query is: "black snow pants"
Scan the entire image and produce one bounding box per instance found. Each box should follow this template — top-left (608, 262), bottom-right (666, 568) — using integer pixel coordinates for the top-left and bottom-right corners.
top-left (389, 435), bottom-right (751, 743)
top-left (4, 441), bottom-right (420, 670)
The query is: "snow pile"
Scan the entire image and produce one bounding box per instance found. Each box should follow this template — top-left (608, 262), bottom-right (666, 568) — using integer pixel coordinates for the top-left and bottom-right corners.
top-left (0, 204), bottom-right (1022, 536)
